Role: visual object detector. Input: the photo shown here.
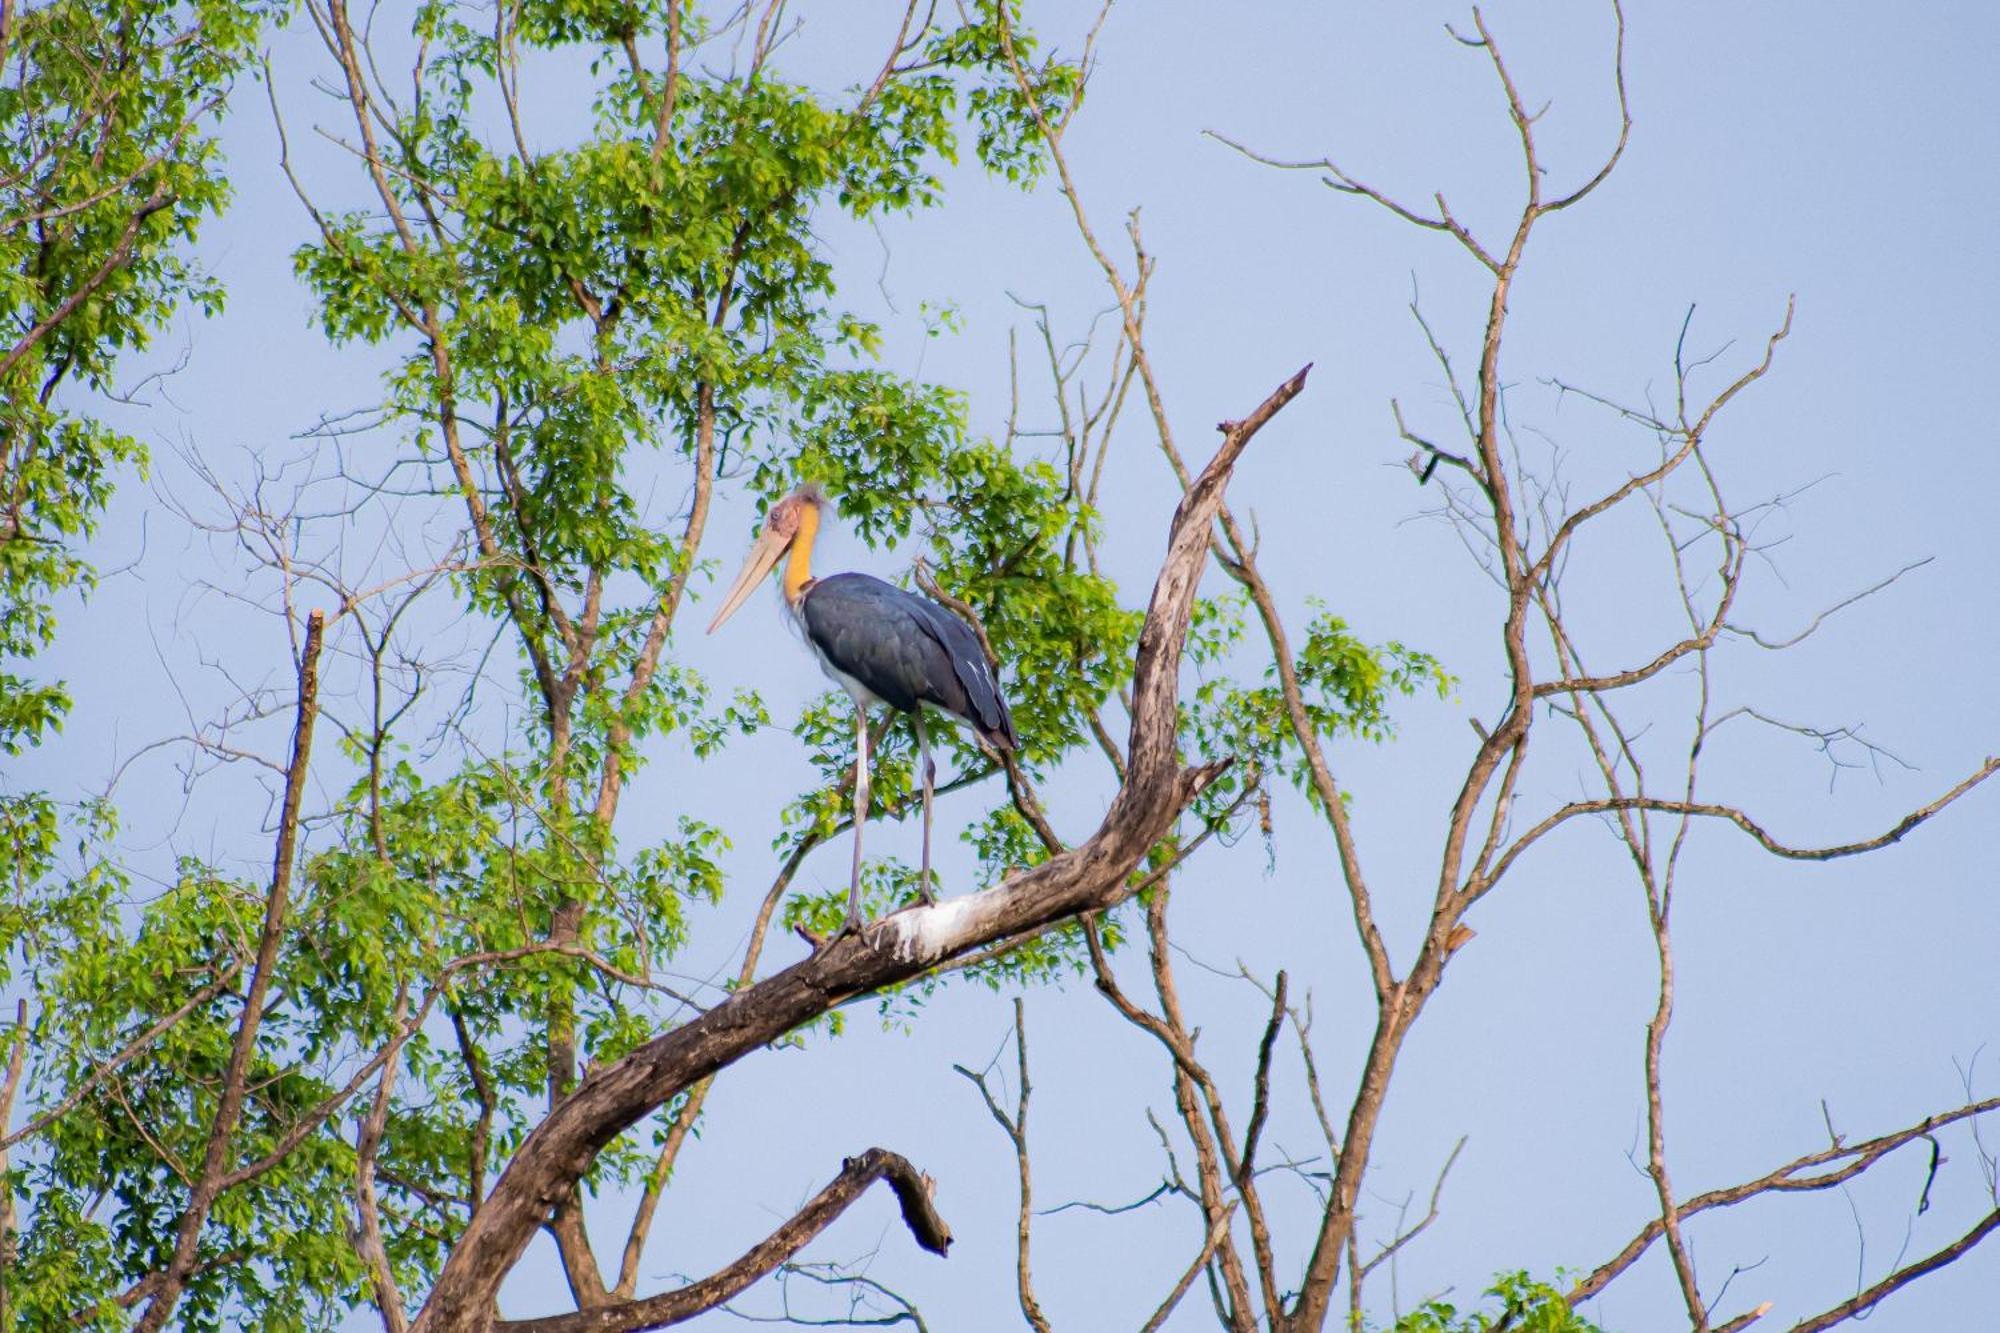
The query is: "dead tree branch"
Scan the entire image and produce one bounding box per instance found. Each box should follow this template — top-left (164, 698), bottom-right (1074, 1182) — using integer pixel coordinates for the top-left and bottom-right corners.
top-left (1569, 1095), bottom-right (2000, 1305)
top-left (134, 609), bottom-right (327, 1333)
top-left (1786, 1208), bottom-right (2000, 1333)
top-left (952, 998), bottom-right (1051, 1333)
top-left (497, 1149), bottom-right (952, 1333)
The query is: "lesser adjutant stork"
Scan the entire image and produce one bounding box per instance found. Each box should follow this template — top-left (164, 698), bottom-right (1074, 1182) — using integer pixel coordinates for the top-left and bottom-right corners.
top-left (706, 485), bottom-right (1018, 933)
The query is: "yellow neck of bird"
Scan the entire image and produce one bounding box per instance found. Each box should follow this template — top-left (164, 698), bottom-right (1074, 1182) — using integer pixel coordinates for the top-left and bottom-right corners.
top-left (782, 503), bottom-right (818, 605)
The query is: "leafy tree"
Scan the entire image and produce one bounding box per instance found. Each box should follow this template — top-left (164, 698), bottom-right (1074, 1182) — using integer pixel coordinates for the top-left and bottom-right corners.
top-left (0, 0), bottom-right (271, 749)
top-left (7, 1), bottom-right (1220, 1327)
top-left (0, 5), bottom-right (274, 1319)
top-left (2, 3), bottom-right (1995, 1332)
top-left (1380, 1274), bottom-right (1605, 1333)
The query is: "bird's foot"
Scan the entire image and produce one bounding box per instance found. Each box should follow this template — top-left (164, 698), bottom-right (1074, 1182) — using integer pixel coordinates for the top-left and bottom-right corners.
top-left (800, 910), bottom-right (869, 952)
top-left (826, 909), bottom-right (868, 945)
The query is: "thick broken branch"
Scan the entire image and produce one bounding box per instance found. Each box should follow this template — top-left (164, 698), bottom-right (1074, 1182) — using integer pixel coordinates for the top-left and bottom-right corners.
top-left (497, 1149), bottom-right (950, 1333)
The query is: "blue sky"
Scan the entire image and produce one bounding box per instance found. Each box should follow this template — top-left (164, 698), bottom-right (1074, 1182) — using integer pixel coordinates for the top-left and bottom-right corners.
top-left (25, 1), bottom-right (2000, 1328)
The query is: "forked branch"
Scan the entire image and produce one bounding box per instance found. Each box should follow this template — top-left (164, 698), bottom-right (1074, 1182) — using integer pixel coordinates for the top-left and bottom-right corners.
top-left (952, 998), bottom-right (1051, 1333)
top-left (1569, 1094), bottom-right (2000, 1305)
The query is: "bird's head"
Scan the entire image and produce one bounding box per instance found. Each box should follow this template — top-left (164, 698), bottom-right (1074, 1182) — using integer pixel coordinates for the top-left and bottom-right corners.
top-left (706, 485), bottom-right (827, 632)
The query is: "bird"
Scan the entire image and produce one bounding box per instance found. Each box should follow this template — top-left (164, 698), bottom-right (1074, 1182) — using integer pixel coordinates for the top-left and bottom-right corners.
top-left (706, 484), bottom-right (1018, 935)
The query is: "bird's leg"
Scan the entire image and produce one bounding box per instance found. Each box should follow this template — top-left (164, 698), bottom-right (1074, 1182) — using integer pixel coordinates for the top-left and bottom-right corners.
top-left (915, 710), bottom-right (936, 905)
top-left (845, 705), bottom-right (872, 936)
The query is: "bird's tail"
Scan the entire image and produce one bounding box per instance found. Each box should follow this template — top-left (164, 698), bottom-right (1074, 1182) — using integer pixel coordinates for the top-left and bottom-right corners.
top-left (981, 709), bottom-right (1019, 754)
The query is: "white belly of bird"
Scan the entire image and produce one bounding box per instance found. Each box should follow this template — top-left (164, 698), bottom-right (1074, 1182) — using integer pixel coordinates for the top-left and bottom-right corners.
top-left (819, 651), bottom-right (883, 712)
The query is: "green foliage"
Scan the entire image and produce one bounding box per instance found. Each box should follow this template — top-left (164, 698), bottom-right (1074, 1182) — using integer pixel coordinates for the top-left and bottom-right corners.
top-left (0, 5), bottom-right (280, 1319)
top-left (11, 842), bottom-right (373, 1328)
top-left (1188, 593), bottom-right (1453, 828)
top-left (3, 1), bottom-right (1126, 1324)
top-left (0, 0), bottom-right (273, 751)
top-left (1369, 1273), bottom-right (1605, 1333)
top-left (924, 0), bottom-right (1085, 183)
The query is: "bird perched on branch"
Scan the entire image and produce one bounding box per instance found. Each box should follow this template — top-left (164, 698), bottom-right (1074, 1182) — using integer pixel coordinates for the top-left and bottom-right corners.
top-left (707, 484), bottom-right (1017, 935)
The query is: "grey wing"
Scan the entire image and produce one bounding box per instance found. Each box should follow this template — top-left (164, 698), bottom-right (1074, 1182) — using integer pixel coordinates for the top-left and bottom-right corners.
top-left (800, 574), bottom-right (1016, 749)
top-left (799, 574), bottom-right (955, 715)
top-left (906, 595), bottom-right (1017, 751)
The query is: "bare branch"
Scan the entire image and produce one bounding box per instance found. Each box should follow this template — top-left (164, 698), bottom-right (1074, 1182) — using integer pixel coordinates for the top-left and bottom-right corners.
top-left (134, 609), bottom-right (327, 1333)
top-left (1530, 300), bottom-right (1795, 589)
top-left (1239, 971), bottom-right (1288, 1185)
top-left (1571, 1095), bottom-right (2000, 1303)
top-left (1139, 1205), bottom-right (1238, 1333)
top-left (1541, 0), bottom-right (1630, 214)
top-left (1203, 130), bottom-right (1498, 272)
top-left (1786, 1208), bottom-right (2000, 1333)
top-left (1490, 758), bottom-right (2000, 890)
top-left (951, 999), bottom-right (1050, 1333)
top-left (0, 999), bottom-right (25, 1314)
top-left (354, 990), bottom-right (415, 1333)
top-left (1726, 558), bottom-right (1933, 651)
top-left (1354, 1137), bottom-right (1466, 1284)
